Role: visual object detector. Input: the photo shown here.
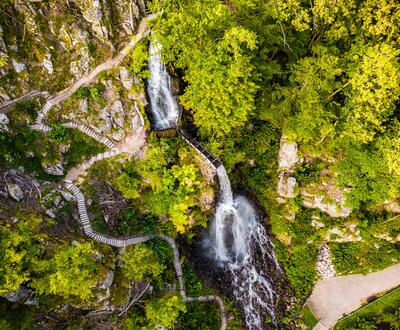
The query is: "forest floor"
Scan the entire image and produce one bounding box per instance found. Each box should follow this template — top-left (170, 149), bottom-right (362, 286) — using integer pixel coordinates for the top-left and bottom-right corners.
top-left (307, 263), bottom-right (400, 329)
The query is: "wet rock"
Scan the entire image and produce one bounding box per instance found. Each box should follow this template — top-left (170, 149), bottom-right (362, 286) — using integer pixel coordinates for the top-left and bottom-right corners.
top-left (277, 174), bottom-right (298, 198)
top-left (42, 162), bottom-right (64, 176)
top-left (6, 183), bottom-right (24, 201)
top-left (11, 59), bottom-right (26, 73)
top-left (278, 136), bottom-right (299, 170)
top-left (5, 287), bottom-right (32, 303)
top-left (61, 190), bottom-right (76, 202)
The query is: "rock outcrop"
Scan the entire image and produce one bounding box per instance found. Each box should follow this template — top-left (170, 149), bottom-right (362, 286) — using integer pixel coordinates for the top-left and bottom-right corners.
top-left (6, 183), bottom-right (24, 202)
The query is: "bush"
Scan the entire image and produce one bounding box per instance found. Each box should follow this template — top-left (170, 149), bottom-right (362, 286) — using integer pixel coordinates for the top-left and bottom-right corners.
top-left (49, 123), bottom-right (68, 142)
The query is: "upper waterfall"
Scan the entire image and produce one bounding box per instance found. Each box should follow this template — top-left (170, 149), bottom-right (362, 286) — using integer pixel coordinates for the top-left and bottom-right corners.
top-left (147, 41), bottom-right (180, 130)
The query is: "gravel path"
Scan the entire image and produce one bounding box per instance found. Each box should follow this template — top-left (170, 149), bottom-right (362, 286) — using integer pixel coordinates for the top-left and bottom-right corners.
top-left (307, 263), bottom-right (400, 329)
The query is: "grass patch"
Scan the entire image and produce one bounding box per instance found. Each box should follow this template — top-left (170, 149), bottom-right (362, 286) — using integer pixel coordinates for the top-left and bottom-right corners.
top-left (298, 305), bottom-right (319, 329)
top-left (335, 286), bottom-right (400, 329)
top-left (331, 241), bottom-right (400, 275)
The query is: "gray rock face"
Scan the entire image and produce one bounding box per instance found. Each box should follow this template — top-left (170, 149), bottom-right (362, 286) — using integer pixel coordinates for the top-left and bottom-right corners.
top-left (42, 162), bottom-right (65, 176)
top-left (302, 190), bottom-right (352, 218)
top-left (42, 53), bottom-right (53, 74)
top-left (11, 59), bottom-right (26, 73)
top-left (79, 98), bottom-right (88, 113)
top-left (278, 136), bottom-right (299, 170)
top-left (100, 270), bottom-right (114, 290)
top-left (0, 113), bottom-right (9, 132)
top-left (7, 183), bottom-right (24, 201)
top-left (5, 287), bottom-right (32, 303)
top-left (111, 100), bottom-right (125, 127)
top-left (277, 174), bottom-right (298, 198)
top-left (0, 113), bottom-right (9, 125)
top-left (61, 190), bottom-right (76, 202)
top-left (45, 209), bottom-right (56, 219)
top-left (119, 67), bottom-right (133, 91)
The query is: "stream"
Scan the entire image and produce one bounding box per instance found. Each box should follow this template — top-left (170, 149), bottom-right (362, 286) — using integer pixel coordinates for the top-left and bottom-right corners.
top-left (147, 41), bottom-right (286, 329)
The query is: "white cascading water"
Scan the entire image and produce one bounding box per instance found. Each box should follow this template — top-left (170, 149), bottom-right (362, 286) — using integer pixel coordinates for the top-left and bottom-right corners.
top-left (148, 41), bottom-right (282, 330)
top-left (213, 166), bottom-right (282, 329)
top-left (147, 41), bottom-right (180, 130)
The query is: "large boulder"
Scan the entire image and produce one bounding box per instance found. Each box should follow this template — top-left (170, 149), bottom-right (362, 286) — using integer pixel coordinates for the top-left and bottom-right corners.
top-left (42, 162), bottom-right (65, 176)
top-left (11, 59), bottom-right (26, 73)
top-left (5, 286), bottom-right (32, 303)
top-left (302, 191), bottom-right (351, 218)
top-left (277, 174), bottom-right (298, 198)
top-left (119, 67), bottom-right (133, 91)
top-left (0, 113), bottom-right (10, 132)
top-left (6, 183), bottom-right (24, 202)
top-left (111, 100), bottom-right (125, 128)
top-left (278, 135), bottom-right (299, 170)
top-left (42, 53), bottom-right (53, 74)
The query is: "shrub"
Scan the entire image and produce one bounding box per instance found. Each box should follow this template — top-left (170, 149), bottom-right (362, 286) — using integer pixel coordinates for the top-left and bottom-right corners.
top-left (49, 123), bottom-right (67, 142)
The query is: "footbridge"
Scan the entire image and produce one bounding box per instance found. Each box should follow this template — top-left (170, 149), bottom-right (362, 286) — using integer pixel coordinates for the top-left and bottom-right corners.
top-left (176, 127), bottom-right (222, 170)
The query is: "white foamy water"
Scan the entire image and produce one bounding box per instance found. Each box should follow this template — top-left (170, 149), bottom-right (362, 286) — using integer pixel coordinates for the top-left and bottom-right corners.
top-left (147, 41), bottom-right (180, 130)
top-left (213, 166), bottom-right (282, 329)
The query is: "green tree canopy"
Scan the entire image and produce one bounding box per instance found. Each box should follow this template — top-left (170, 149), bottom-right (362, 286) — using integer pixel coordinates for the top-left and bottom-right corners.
top-left (31, 242), bottom-right (100, 301)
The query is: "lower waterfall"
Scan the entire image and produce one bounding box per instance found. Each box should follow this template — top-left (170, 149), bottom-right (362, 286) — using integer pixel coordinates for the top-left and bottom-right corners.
top-left (209, 166), bottom-right (282, 329)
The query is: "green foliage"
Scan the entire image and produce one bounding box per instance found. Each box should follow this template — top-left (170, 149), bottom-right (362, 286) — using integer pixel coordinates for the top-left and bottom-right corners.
top-left (15, 100), bottom-right (37, 120)
top-left (31, 242), bottom-right (99, 301)
top-left (145, 293), bottom-right (187, 329)
top-left (298, 305), bottom-right (318, 329)
top-left (114, 136), bottom-right (207, 233)
top-left (128, 39), bottom-right (150, 78)
top-left (120, 244), bottom-right (165, 282)
top-left (75, 86), bottom-right (91, 99)
top-left (294, 161), bottom-right (324, 185)
top-left (336, 145), bottom-right (400, 209)
top-left (49, 123), bottom-right (68, 142)
top-left (75, 83), bottom-right (104, 100)
top-left (341, 44), bottom-right (400, 143)
top-left (331, 242), bottom-right (400, 275)
top-left (151, 0), bottom-right (259, 140)
top-left (0, 216), bottom-right (43, 295)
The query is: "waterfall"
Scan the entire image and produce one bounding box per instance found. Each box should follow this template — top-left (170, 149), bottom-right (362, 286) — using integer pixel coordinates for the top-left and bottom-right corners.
top-left (213, 167), bottom-right (282, 329)
top-left (147, 41), bottom-right (283, 330)
top-left (147, 41), bottom-right (180, 130)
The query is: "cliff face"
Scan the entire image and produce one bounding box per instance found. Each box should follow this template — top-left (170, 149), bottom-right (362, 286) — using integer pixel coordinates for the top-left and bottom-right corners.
top-left (0, 0), bottom-right (146, 99)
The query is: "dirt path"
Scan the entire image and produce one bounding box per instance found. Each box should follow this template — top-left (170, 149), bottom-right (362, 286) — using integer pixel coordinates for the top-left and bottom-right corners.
top-left (307, 263), bottom-right (400, 329)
